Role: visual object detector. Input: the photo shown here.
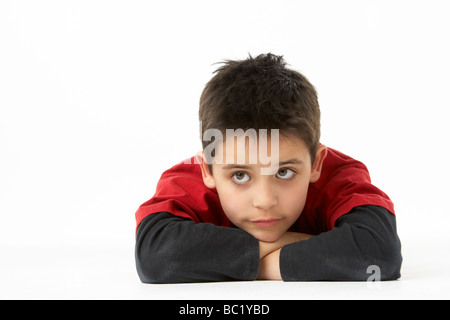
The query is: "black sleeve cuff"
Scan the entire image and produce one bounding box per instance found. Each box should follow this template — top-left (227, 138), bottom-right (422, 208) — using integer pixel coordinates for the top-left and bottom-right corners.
top-left (280, 205), bottom-right (402, 281)
top-left (136, 212), bottom-right (260, 283)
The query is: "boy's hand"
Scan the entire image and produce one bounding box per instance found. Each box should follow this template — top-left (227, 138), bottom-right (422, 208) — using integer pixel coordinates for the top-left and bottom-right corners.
top-left (257, 232), bottom-right (312, 281)
top-left (259, 231), bottom-right (312, 259)
top-left (257, 249), bottom-right (282, 280)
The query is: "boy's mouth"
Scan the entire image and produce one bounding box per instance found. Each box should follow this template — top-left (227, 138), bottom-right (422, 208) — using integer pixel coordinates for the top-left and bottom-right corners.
top-left (251, 218), bottom-right (282, 227)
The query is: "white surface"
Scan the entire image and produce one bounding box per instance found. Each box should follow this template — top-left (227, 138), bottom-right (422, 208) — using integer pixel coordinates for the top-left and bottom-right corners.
top-left (1, 234), bottom-right (449, 300)
top-left (1, 1), bottom-right (450, 299)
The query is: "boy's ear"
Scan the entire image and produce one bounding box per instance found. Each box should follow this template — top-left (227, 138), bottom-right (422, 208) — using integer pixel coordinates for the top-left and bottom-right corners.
top-left (309, 145), bottom-right (328, 183)
top-left (197, 152), bottom-right (216, 189)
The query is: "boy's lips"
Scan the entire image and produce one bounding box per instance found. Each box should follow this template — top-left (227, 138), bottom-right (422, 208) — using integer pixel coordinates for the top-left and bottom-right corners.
top-left (251, 218), bottom-right (282, 227)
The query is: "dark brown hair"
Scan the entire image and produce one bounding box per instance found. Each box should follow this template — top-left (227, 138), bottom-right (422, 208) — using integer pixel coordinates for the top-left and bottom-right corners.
top-left (199, 53), bottom-right (321, 164)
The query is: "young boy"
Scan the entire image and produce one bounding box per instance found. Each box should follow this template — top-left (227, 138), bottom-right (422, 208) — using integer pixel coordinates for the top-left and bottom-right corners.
top-left (135, 54), bottom-right (402, 283)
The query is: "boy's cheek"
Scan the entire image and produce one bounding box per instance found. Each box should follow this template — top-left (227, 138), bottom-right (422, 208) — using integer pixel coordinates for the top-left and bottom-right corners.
top-left (218, 191), bottom-right (247, 222)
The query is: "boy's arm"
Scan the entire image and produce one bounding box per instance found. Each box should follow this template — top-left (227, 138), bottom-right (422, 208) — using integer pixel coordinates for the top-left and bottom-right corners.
top-left (135, 212), bottom-right (260, 283)
top-left (276, 205), bottom-right (402, 281)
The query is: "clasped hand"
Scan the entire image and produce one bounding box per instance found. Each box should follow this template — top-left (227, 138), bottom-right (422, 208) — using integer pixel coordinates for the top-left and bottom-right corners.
top-left (257, 232), bottom-right (313, 280)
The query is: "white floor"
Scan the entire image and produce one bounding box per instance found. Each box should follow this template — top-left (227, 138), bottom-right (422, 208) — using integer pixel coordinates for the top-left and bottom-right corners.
top-left (1, 234), bottom-right (449, 300)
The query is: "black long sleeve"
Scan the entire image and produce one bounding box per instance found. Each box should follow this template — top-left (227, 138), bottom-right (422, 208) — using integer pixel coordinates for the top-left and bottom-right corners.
top-left (135, 212), bottom-right (260, 283)
top-left (280, 205), bottom-right (402, 281)
top-left (135, 205), bottom-right (402, 283)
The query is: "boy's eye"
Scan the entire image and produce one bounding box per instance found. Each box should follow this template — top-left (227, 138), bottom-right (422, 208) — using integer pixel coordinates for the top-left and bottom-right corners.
top-left (231, 171), bottom-right (251, 184)
top-left (276, 168), bottom-right (295, 180)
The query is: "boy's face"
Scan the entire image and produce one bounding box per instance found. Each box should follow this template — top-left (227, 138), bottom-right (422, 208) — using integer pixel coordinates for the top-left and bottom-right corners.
top-left (200, 134), bottom-right (327, 242)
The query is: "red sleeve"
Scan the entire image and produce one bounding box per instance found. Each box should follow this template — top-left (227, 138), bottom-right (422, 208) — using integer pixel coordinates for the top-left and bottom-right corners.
top-left (135, 157), bottom-right (232, 228)
top-left (297, 147), bottom-right (395, 234)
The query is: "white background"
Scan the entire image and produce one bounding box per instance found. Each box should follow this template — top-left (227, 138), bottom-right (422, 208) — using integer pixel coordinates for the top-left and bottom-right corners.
top-left (1, 0), bottom-right (449, 299)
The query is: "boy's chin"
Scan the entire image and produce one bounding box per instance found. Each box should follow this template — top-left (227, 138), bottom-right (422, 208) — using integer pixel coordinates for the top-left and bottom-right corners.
top-left (250, 230), bottom-right (283, 243)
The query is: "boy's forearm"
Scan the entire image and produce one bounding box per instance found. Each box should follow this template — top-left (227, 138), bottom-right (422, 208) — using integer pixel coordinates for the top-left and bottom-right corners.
top-left (280, 206), bottom-right (402, 281)
top-left (136, 212), bottom-right (260, 283)
top-left (258, 206), bottom-right (402, 281)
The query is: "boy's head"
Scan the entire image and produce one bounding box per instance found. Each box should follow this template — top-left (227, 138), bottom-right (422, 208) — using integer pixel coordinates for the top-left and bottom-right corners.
top-left (198, 53), bottom-right (327, 242)
top-left (199, 53), bottom-right (321, 164)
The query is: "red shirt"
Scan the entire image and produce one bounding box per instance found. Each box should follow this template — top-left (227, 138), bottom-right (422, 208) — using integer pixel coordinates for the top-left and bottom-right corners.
top-left (135, 147), bottom-right (395, 235)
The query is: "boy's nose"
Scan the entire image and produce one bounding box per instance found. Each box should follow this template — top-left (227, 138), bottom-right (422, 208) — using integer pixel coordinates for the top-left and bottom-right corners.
top-left (252, 182), bottom-right (278, 210)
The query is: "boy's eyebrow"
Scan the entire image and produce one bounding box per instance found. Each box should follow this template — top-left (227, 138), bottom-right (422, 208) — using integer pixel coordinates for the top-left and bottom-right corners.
top-left (278, 158), bottom-right (304, 166)
top-left (221, 158), bottom-right (303, 170)
top-left (222, 164), bottom-right (252, 170)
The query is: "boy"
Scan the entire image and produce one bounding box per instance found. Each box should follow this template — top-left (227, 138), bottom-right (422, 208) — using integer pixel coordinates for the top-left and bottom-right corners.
top-left (135, 54), bottom-right (402, 283)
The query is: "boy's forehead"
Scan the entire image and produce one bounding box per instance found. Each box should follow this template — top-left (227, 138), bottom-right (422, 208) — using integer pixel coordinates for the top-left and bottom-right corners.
top-left (214, 133), bottom-right (309, 165)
